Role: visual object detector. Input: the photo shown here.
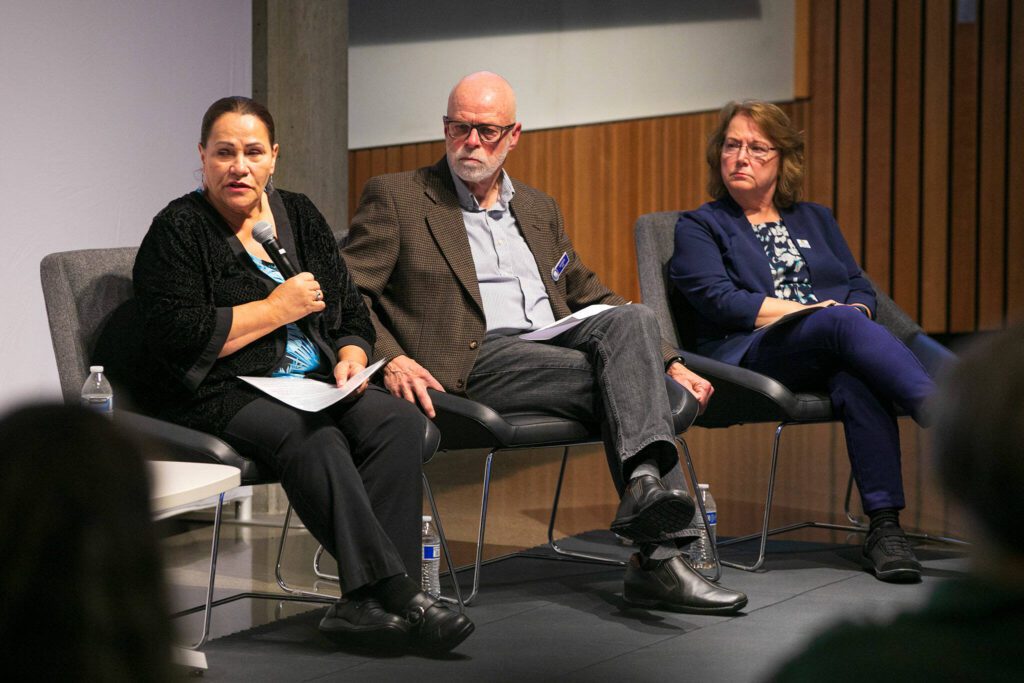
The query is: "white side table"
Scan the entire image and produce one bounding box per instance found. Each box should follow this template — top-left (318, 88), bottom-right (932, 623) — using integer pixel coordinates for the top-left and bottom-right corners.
top-left (149, 461), bottom-right (241, 672)
top-left (149, 461), bottom-right (240, 519)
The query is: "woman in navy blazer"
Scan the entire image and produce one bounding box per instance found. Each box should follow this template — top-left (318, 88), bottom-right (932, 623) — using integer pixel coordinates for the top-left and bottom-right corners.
top-left (670, 100), bottom-right (936, 583)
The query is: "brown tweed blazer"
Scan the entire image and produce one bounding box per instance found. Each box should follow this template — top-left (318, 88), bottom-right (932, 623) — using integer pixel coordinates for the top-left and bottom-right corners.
top-left (344, 158), bottom-right (676, 394)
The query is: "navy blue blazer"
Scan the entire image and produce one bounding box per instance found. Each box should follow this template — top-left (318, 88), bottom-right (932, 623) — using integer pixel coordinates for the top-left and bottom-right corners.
top-left (669, 198), bottom-right (875, 365)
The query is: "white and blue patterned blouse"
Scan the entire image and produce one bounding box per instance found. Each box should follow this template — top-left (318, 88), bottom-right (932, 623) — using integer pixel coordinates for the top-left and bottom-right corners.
top-left (750, 218), bottom-right (818, 304)
top-left (248, 254), bottom-right (323, 377)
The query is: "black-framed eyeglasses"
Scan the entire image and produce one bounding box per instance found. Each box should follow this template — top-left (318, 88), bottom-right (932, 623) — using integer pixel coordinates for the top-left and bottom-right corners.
top-left (722, 139), bottom-right (777, 162)
top-left (443, 116), bottom-right (516, 144)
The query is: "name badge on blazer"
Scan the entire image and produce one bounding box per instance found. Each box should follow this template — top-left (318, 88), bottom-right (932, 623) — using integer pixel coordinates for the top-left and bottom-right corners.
top-left (551, 252), bottom-right (569, 281)
top-left (797, 238), bottom-right (811, 249)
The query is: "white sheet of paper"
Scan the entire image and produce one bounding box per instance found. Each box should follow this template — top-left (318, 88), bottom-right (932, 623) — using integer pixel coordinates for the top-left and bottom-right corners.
top-left (239, 358), bottom-right (387, 412)
top-left (519, 303), bottom-right (626, 341)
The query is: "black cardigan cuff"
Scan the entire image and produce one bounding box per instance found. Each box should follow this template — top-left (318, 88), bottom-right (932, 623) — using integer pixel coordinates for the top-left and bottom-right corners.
top-left (183, 306), bottom-right (233, 392)
top-left (334, 335), bottom-right (373, 364)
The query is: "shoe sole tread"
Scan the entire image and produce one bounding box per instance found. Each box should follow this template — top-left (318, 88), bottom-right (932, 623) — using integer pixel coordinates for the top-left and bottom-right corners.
top-left (611, 497), bottom-right (696, 543)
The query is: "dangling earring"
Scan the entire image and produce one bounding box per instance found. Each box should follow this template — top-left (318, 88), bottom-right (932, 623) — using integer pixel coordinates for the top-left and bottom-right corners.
top-left (266, 174), bottom-right (275, 193)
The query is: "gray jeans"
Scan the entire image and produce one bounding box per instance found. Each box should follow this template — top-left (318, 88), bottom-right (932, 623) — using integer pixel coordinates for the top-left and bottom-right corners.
top-left (466, 304), bottom-right (688, 498)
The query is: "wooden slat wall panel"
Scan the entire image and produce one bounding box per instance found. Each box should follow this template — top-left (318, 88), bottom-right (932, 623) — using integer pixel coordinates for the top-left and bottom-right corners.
top-left (949, 16), bottom-right (980, 332)
top-left (806, 0), bottom-right (836, 205)
top-left (863, 0), bottom-right (895, 290)
top-left (1009, 2), bottom-right (1024, 323)
top-left (977, 0), bottom-right (1009, 330)
top-left (920, 0), bottom-right (953, 332)
top-left (834, 0), bottom-right (866, 260)
top-left (891, 0), bottom-right (923, 319)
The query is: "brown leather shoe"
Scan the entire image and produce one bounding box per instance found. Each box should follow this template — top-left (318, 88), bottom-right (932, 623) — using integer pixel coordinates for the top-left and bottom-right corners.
top-left (611, 475), bottom-right (696, 543)
top-left (623, 553), bottom-right (747, 615)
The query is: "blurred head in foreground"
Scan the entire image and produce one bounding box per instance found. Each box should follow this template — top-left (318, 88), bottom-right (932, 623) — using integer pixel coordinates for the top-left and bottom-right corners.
top-left (0, 403), bottom-right (172, 681)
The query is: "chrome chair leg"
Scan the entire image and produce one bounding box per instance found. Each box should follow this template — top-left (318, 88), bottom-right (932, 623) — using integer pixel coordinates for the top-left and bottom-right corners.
top-left (718, 422), bottom-right (888, 572)
top-left (423, 472), bottom-right (466, 612)
top-left (844, 472), bottom-right (867, 527)
top-left (274, 505), bottom-right (339, 601)
top-left (182, 492), bottom-right (225, 650)
top-left (547, 447), bottom-right (627, 565)
top-left (170, 495), bottom-right (335, 651)
top-left (461, 449), bottom-right (497, 605)
top-left (307, 478), bottom-right (467, 610)
top-left (677, 437), bottom-right (722, 583)
top-left (718, 423), bottom-right (787, 571)
top-left (313, 544), bottom-right (336, 581)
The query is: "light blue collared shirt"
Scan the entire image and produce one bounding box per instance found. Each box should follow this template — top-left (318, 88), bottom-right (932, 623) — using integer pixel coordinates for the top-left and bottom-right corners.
top-left (449, 163), bottom-right (556, 337)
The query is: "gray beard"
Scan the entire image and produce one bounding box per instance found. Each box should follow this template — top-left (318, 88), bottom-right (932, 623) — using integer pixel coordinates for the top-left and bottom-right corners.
top-left (449, 150), bottom-right (508, 185)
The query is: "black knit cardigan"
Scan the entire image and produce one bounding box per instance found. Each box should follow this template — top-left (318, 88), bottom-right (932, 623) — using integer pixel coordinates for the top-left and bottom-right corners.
top-left (127, 188), bottom-right (374, 435)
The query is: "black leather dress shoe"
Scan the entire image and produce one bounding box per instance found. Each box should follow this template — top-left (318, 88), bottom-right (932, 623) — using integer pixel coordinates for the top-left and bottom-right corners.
top-left (611, 475), bottom-right (696, 543)
top-left (863, 526), bottom-right (922, 583)
top-left (319, 597), bottom-right (410, 648)
top-left (403, 591), bottom-right (475, 653)
top-left (623, 553), bottom-right (748, 615)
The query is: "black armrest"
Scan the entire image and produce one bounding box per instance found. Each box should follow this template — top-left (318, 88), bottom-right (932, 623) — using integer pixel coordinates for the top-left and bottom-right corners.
top-left (114, 410), bottom-right (258, 477)
top-left (427, 390), bottom-right (520, 449)
top-left (681, 352), bottom-right (833, 427)
top-left (664, 375), bottom-right (699, 434)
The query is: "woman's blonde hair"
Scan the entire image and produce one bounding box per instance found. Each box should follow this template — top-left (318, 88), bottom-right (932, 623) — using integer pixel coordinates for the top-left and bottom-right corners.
top-left (706, 100), bottom-right (805, 208)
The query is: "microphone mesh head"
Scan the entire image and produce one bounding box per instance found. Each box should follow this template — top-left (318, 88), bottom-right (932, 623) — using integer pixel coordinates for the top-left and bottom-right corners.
top-left (251, 221), bottom-right (274, 244)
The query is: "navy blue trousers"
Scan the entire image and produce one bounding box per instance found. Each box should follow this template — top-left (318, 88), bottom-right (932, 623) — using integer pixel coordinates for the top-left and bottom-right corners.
top-left (741, 306), bottom-right (935, 512)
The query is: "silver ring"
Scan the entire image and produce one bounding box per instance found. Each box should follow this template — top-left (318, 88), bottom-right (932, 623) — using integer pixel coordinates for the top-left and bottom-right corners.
top-left (314, 290), bottom-right (323, 302)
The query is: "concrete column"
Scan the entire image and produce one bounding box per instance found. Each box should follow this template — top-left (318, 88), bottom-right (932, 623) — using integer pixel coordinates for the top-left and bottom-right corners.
top-left (253, 0), bottom-right (348, 235)
top-left (251, 1), bottom-right (348, 516)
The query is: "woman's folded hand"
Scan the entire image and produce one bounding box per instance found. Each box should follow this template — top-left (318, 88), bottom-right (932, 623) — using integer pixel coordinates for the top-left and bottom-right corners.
top-left (266, 272), bottom-right (327, 324)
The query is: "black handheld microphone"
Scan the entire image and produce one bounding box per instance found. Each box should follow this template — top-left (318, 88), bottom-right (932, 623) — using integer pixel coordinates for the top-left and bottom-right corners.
top-left (252, 221), bottom-right (299, 278)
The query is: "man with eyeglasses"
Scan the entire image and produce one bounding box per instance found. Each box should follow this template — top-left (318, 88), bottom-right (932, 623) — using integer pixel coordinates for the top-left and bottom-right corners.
top-left (344, 71), bottom-right (748, 615)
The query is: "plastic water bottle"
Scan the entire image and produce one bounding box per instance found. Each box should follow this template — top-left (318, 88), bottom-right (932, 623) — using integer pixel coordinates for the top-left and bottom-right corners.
top-left (81, 365), bottom-right (113, 418)
top-left (421, 515), bottom-right (441, 598)
top-left (688, 483), bottom-right (718, 571)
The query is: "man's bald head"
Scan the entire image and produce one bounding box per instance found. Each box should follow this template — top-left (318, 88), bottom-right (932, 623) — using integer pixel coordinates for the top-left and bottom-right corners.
top-left (447, 71), bottom-right (517, 123)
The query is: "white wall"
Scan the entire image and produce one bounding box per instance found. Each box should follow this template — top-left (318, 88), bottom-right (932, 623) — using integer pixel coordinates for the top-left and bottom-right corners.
top-left (0, 0), bottom-right (250, 411)
top-left (349, 0), bottom-right (793, 148)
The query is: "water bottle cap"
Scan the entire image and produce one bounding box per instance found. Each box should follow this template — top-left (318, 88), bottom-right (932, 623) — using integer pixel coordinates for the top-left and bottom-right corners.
top-left (698, 483), bottom-right (709, 490)
top-left (89, 365), bottom-right (104, 373)
top-left (422, 515), bottom-right (432, 522)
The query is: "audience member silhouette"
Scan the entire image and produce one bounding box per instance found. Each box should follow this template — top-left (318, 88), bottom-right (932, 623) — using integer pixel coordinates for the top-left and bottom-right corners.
top-left (0, 403), bottom-right (173, 681)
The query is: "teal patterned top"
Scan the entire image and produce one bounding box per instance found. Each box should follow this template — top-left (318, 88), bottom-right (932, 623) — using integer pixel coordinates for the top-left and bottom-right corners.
top-left (248, 254), bottom-right (323, 377)
top-left (750, 218), bottom-right (818, 304)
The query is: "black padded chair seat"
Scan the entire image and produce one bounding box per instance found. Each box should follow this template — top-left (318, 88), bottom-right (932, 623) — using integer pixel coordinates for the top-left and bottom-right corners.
top-left (429, 375), bottom-right (698, 450)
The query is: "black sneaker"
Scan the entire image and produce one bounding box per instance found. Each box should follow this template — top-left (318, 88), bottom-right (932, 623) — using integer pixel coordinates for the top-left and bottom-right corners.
top-left (862, 526), bottom-right (922, 583)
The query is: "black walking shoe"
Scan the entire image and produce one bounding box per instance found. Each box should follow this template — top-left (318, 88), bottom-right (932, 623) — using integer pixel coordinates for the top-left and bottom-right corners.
top-left (623, 554), bottom-right (748, 615)
top-left (319, 597), bottom-right (410, 649)
top-left (863, 526), bottom-right (922, 583)
top-left (402, 591), bottom-right (475, 653)
top-left (611, 475), bottom-right (696, 543)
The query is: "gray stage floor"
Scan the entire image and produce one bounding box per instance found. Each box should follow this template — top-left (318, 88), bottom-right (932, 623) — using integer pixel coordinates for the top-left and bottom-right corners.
top-left (185, 532), bottom-right (968, 682)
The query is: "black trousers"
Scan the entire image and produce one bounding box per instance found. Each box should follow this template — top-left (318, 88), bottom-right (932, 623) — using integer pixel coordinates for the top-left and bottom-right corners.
top-left (222, 385), bottom-right (428, 593)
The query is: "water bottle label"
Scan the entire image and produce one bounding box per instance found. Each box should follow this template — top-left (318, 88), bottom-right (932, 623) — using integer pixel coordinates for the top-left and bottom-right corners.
top-left (82, 396), bottom-right (113, 415)
top-left (706, 511), bottom-right (717, 525)
top-left (422, 544), bottom-right (439, 561)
